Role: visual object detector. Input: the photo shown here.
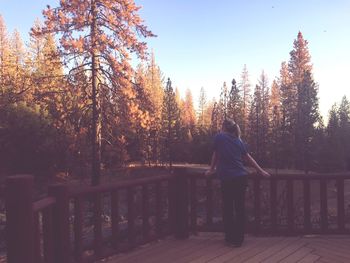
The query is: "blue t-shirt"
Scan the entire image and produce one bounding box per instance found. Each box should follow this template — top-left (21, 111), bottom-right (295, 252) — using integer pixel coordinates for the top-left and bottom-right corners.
top-left (213, 132), bottom-right (248, 179)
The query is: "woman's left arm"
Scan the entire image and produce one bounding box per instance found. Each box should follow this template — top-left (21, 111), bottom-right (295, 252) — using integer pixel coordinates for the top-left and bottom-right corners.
top-left (244, 153), bottom-right (271, 178)
top-left (205, 151), bottom-right (217, 176)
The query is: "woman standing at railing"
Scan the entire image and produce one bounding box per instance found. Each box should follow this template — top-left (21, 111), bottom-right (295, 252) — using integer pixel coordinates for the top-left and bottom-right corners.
top-left (206, 119), bottom-right (270, 247)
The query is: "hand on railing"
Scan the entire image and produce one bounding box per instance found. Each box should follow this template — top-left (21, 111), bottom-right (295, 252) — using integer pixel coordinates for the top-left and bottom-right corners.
top-left (204, 169), bottom-right (216, 177)
top-left (258, 169), bottom-right (271, 178)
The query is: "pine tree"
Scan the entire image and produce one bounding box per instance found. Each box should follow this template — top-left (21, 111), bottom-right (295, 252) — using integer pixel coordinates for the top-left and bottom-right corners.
top-left (247, 84), bottom-right (264, 163)
top-left (295, 71), bottom-right (320, 172)
top-left (269, 79), bottom-right (282, 170)
top-left (145, 54), bottom-right (164, 165)
top-left (289, 32), bottom-right (312, 85)
top-left (161, 78), bottom-right (180, 167)
top-left (279, 61), bottom-right (295, 168)
top-left (198, 87), bottom-right (207, 127)
top-left (34, 0), bottom-right (154, 185)
top-left (0, 15), bottom-right (11, 104)
top-left (338, 96), bottom-right (350, 170)
top-left (28, 21), bottom-right (64, 112)
top-left (134, 64), bottom-right (153, 164)
top-left (238, 64), bottom-right (251, 136)
top-left (211, 100), bottom-right (220, 134)
top-left (324, 104), bottom-right (343, 171)
top-left (182, 88), bottom-right (196, 128)
top-left (288, 32), bottom-right (319, 171)
top-left (7, 30), bottom-right (29, 103)
top-left (227, 79), bottom-right (244, 129)
top-left (257, 71), bottom-right (270, 165)
top-left (204, 99), bottom-right (215, 129)
top-left (218, 82), bottom-right (229, 125)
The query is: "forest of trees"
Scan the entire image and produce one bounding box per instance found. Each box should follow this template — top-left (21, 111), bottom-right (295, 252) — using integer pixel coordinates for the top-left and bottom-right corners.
top-left (0, 1), bottom-right (349, 184)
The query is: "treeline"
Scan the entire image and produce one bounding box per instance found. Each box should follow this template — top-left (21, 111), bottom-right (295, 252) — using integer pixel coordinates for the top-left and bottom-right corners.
top-left (0, 7), bottom-right (349, 179)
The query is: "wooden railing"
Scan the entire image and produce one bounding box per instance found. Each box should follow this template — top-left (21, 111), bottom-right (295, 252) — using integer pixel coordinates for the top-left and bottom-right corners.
top-left (189, 173), bottom-right (350, 235)
top-left (4, 170), bottom-right (350, 263)
top-left (5, 170), bottom-right (189, 263)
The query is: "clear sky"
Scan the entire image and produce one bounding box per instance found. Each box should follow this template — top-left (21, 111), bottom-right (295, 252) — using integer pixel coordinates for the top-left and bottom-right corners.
top-left (1, 0), bottom-right (350, 119)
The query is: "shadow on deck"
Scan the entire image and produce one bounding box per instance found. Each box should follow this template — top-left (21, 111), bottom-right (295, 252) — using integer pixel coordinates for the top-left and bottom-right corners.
top-left (100, 232), bottom-right (350, 263)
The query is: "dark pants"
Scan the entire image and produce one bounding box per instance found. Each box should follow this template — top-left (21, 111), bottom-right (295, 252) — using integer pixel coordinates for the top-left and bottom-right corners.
top-left (221, 176), bottom-right (247, 244)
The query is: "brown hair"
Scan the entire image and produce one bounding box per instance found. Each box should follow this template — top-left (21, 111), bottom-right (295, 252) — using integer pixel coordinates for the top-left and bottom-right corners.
top-left (222, 119), bottom-right (241, 138)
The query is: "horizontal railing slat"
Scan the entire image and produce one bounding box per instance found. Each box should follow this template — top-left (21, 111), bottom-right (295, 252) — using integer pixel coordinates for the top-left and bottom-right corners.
top-left (32, 197), bottom-right (56, 212)
top-left (69, 174), bottom-right (174, 198)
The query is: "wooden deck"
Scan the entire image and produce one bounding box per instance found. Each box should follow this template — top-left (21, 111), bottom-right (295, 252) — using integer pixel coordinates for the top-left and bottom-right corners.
top-left (99, 232), bottom-right (350, 263)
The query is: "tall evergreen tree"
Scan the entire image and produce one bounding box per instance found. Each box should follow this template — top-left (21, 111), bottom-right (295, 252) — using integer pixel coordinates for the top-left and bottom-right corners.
top-left (295, 71), bottom-right (320, 172)
top-left (145, 53), bottom-right (164, 164)
top-left (7, 30), bottom-right (29, 103)
top-left (161, 78), bottom-right (180, 167)
top-left (247, 84), bottom-right (264, 163)
top-left (288, 32), bottom-right (319, 171)
top-left (269, 79), bottom-right (282, 170)
top-left (338, 96), bottom-right (350, 170)
top-left (218, 81), bottom-right (229, 125)
top-left (288, 32), bottom-right (312, 85)
top-left (182, 88), bottom-right (196, 128)
top-left (198, 87), bottom-right (207, 127)
top-left (227, 78), bottom-right (244, 129)
top-left (0, 15), bottom-right (11, 104)
top-left (211, 100), bottom-right (220, 134)
top-left (238, 64), bottom-right (251, 136)
top-left (324, 104), bottom-right (343, 171)
top-left (34, 0), bottom-right (154, 185)
top-left (279, 61), bottom-right (295, 168)
top-left (257, 71), bottom-right (270, 165)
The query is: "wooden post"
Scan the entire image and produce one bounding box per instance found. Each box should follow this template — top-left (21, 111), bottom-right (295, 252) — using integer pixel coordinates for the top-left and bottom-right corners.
top-left (6, 175), bottom-right (35, 263)
top-left (254, 178), bottom-right (261, 235)
top-left (155, 182), bottom-right (162, 237)
top-left (320, 179), bottom-right (328, 232)
top-left (287, 179), bottom-right (294, 234)
top-left (142, 186), bottom-right (150, 242)
top-left (127, 187), bottom-right (136, 247)
top-left (74, 197), bottom-right (83, 262)
top-left (206, 178), bottom-right (213, 227)
top-left (111, 190), bottom-right (120, 248)
top-left (48, 184), bottom-right (71, 263)
top-left (190, 176), bottom-right (197, 234)
top-left (270, 178), bottom-right (277, 233)
top-left (303, 179), bottom-right (311, 233)
top-left (170, 168), bottom-right (189, 239)
top-left (337, 178), bottom-right (345, 232)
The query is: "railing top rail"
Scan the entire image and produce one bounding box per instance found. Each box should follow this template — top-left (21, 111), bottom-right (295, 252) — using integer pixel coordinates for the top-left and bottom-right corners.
top-left (187, 171), bottom-right (350, 180)
top-left (69, 173), bottom-right (175, 198)
top-left (32, 196), bottom-right (56, 212)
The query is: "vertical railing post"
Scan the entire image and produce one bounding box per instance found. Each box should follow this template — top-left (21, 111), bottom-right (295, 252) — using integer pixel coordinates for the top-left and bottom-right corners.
top-left (270, 178), bottom-right (277, 233)
top-left (190, 176), bottom-right (197, 234)
top-left (320, 179), bottom-right (328, 233)
top-left (6, 175), bottom-right (35, 263)
top-left (254, 177), bottom-right (261, 235)
top-left (48, 184), bottom-right (71, 263)
top-left (303, 179), bottom-right (311, 233)
top-left (206, 178), bottom-right (213, 227)
top-left (170, 168), bottom-right (189, 239)
top-left (337, 178), bottom-right (345, 232)
top-left (287, 179), bottom-right (294, 234)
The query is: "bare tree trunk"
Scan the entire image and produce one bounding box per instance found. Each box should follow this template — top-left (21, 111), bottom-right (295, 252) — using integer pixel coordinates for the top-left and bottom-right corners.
top-left (91, 0), bottom-right (101, 186)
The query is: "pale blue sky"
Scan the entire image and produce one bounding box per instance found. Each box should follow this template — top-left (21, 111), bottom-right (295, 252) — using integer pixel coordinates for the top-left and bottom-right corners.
top-left (1, 0), bottom-right (350, 119)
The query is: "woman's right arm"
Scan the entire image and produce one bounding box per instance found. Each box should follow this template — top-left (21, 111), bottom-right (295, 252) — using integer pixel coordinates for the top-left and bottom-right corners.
top-left (244, 153), bottom-right (270, 178)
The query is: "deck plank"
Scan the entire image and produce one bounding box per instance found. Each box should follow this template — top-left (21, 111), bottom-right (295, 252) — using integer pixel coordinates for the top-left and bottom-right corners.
top-left (244, 237), bottom-right (301, 263)
top-left (260, 238), bottom-right (307, 263)
top-left (297, 253), bottom-right (320, 263)
top-left (100, 233), bottom-right (350, 263)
